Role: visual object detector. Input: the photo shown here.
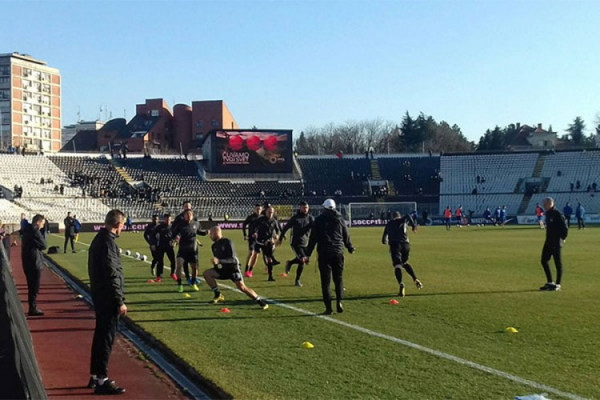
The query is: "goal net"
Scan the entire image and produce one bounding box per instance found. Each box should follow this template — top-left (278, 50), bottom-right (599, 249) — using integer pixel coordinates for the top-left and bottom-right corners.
top-left (345, 202), bottom-right (417, 227)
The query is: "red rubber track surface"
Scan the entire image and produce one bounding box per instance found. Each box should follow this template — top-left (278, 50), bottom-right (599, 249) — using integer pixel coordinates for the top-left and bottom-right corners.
top-left (10, 245), bottom-right (189, 399)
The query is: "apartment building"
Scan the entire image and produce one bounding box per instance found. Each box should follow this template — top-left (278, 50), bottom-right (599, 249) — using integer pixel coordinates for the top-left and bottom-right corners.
top-left (0, 52), bottom-right (61, 152)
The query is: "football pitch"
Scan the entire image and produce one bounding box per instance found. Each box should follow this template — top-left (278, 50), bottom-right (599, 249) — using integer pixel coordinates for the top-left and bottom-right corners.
top-left (46, 225), bottom-right (599, 399)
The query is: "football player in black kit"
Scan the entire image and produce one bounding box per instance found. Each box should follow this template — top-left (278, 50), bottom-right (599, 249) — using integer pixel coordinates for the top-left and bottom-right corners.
top-left (250, 206), bottom-right (281, 281)
top-left (154, 213), bottom-right (176, 282)
top-left (242, 204), bottom-right (263, 277)
top-left (172, 201), bottom-right (193, 283)
top-left (279, 201), bottom-right (314, 287)
top-left (381, 211), bottom-right (423, 297)
top-left (143, 214), bottom-right (160, 277)
top-left (202, 226), bottom-right (269, 309)
top-left (171, 209), bottom-right (207, 293)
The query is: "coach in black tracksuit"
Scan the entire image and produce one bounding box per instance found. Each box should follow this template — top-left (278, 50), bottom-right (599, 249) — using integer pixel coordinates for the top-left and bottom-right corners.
top-left (382, 212), bottom-right (423, 297)
top-left (21, 214), bottom-right (47, 316)
top-left (88, 210), bottom-right (126, 395)
top-left (143, 215), bottom-right (159, 276)
top-left (279, 201), bottom-right (314, 286)
top-left (305, 199), bottom-right (354, 315)
top-left (539, 197), bottom-right (568, 291)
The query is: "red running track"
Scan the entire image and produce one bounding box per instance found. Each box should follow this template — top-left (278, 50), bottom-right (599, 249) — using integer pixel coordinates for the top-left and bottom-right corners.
top-left (10, 245), bottom-right (189, 399)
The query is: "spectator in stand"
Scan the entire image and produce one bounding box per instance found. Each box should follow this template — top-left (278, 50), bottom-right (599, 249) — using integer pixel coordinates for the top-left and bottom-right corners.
top-left (563, 202), bottom-right (573, 228)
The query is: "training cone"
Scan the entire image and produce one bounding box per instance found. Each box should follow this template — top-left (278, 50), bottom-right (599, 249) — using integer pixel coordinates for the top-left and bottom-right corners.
top-left (281, 273), bottom-right (288, 277)
top-left (389, 299), bottom-right (399, 305)
top-left (301, 341), bottom-right (314, 349)
top-left (147, 279), bottom-right (155, 284)
top-left (183, 293), bottom-right (191, 299)
top-left (505, 327), bottom-right (518, 333)
top-left (220, 308), bottom-right (231, 313)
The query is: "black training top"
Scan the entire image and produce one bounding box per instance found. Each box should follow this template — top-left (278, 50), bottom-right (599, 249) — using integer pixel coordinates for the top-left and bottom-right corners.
top-left (545, 208), bottom-right (568, 243)
top-left (382, 215), bottom-right (416, 244)
top-left (88, 228), bottom-right (124, 307)
top-left (251, 215), bottom-right (281, 243)
top-left (242, 213), bottom-right (261, 238)
top-left (306, 209), bottom-right (354, 256)
top-left (143, 222), bottom-right (158, 246)
top-left (154, 222), bottom-right (174, 248)
top-left (172, 220), bottom-right (207, 249)
top-left (21, 224), bottom-right (47, 270)
top-left (280, 211), bottom-right (314, 247)
top-left (211, 237), bottom-right (239, 267)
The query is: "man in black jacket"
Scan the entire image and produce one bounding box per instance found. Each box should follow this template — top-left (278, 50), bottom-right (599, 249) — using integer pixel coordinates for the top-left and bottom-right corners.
top-left (143, 214), bottom-right (160, 277)
top-left (171, 201), bottom-right (193, 283)
top-left (64, 211), bottom-right (76, 253)
top-left (539, 197), bottom-right (568, 292)
top-left (21, 214), bottom-right (47, 316)
top-left (87, 209), bottom-right (127, 395)
top-left (305, 199), bottom-right (354, 315)
top-left (279, 201), bottom-right (314, 287)
top-left (250, 206), bottom-right (281, 281)
top-left (202, 226), bottom-right (269, 309)
top-left (382, 211), bottom-right (423, 297)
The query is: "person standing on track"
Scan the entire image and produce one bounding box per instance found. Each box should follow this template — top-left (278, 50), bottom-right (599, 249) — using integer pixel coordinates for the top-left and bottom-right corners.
top-left (202, 226), bottom-right (269, 309)
top-left (87, 209), bottom-right (127, 395)
top-left (21, 214), bottom-right (47, 316)
top-left (279, 201), bottom-right (314, 287)
top-left (381, 211), bottom-right (423, 297)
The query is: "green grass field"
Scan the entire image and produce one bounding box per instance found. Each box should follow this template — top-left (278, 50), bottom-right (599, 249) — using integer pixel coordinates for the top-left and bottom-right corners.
top-left (46, 225), bottom-right (599, 399)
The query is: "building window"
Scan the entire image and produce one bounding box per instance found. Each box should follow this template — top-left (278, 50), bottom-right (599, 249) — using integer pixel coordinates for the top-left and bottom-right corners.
top-left (196, 120), bottom-right (203, 129)
top-left (0, 77), bottom-right (9, 84)
top-left (23, 68), bottom-right (32, 77)
top-left (0, 66), bottom-right (10, 76)
top-left (211, 119), bottom-right (219, 127)
top-left (0, 89), bottom-right (9, 99)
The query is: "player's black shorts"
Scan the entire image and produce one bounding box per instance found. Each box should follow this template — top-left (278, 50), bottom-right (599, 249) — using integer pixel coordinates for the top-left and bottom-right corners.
top-left (291, 244), bottom-right (307, 259)
top-left (214, 263), bottom-right (243, 282)
top-left (177, 247), bottom-right (198, 264)
top-left (389, 242), bottom-right (410, 266)
top-left (248, 238), bottom-right (258, 252)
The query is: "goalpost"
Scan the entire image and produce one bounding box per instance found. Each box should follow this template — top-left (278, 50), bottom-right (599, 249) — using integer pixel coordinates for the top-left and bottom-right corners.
top-left (345, 202), bottom-right (417, 227)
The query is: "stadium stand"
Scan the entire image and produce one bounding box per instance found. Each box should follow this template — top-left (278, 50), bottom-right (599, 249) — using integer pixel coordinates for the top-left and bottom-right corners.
top-left (1, 150), bottom-right (599, 224)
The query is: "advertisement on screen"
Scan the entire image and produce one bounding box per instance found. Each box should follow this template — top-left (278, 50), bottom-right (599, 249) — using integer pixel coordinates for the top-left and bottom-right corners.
top-left (211, 130), bottom-right (293, 173)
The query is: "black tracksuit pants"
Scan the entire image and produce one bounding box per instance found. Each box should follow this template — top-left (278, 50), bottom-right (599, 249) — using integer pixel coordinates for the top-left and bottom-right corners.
top-left (64, 235), bottom-right (75, 252)
top-left (23, 266), bottom-right (41, 310)
top-left (318, 253), bottom-right (344, 311)
top-left (156, 246), bottom-right (176, 276)
top-left (90, 303), bottom-right (120, 378)
top-left (541, 240), bottom-right (563, 285)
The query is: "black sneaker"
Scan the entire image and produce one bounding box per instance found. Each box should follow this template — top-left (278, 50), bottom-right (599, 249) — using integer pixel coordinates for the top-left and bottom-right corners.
top-left (87, 377), bottom-right (97, 389)
top-left (336, 302), bottom-right (344, 313)
top-left (257, 299), bottom-right (269, 310)
top-left (28, 308), bottom-right (44, 316)
top-left (539, 283), bottom-right (555, 291)
top-left (268, 276), bottom-right (276, 282)
top-left (322, 309), bottom-right (333, 315)
top-left (549, 284), bottom-right (561, 291)
top-left (94, 380), bottom-right (125, 395)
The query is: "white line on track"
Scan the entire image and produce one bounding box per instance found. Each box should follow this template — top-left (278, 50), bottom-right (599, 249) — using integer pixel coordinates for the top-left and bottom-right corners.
top-left (52, 234), bottom-right (586, 400)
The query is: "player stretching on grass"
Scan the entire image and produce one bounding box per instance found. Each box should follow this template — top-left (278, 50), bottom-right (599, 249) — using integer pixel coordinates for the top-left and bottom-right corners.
top-left (382, 211), bottom-right (423, 297)
top-left (202, 226), bottom-right (268, 309)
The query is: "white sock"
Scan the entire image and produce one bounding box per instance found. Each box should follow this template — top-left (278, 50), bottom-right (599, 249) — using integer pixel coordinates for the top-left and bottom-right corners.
top-left (97, 377), bottom-right (108, 385)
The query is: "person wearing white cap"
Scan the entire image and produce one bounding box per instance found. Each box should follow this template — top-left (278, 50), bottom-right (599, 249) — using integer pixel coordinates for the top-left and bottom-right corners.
top-left (304, 198), bottom-right (355, 315)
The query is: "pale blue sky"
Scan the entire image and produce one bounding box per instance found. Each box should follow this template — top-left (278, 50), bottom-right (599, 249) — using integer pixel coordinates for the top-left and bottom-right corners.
top-left (3, 0), bottom-right (599, 143)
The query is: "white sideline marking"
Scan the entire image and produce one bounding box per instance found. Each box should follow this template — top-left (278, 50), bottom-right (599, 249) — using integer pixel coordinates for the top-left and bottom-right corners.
top-left (51, 234), bottom-right (586, 400)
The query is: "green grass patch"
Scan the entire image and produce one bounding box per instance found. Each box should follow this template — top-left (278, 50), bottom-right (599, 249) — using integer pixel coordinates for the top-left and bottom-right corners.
top-left (46, 226), bottom-right (600, 399)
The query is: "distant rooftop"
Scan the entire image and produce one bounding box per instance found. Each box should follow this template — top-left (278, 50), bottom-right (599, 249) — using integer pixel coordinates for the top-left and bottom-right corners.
top-left (0, 52), bottom-right (48, 66)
